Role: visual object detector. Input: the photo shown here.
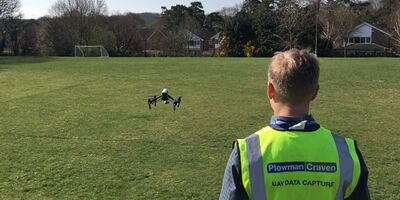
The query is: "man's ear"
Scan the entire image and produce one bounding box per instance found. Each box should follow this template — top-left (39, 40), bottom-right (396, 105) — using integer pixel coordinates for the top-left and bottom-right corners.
top-left (267, 81), bottom-right (275, 100)
top-left (310, 85), bottom-right (319, 101)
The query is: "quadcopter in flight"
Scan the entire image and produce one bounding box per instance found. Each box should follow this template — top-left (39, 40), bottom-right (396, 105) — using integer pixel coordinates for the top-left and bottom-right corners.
top-left (147, 88), bottom-right (182, 111)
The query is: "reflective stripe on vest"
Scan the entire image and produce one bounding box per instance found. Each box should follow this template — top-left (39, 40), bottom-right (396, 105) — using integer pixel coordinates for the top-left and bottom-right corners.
top-left (332, 133), bottom-right (353, 200)
top-left (246, 134), bottom-right (267, 200)
top-left (237, 127), bottom-right (360, 200)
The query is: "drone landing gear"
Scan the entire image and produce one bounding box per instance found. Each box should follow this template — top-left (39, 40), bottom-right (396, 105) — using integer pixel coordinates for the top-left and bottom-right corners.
top-left (173, 97), bottom-right (182, 111)
top-left (147, 91), bottom-right (181, 111)
top-left (148, 95), bottom-right (157, 109)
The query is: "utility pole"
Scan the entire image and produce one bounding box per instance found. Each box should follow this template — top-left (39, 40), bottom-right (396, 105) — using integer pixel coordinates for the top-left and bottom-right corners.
top-left (144, 39), bottom-right (147, 57)
top-left (315, 0), bottom-right (321, 56)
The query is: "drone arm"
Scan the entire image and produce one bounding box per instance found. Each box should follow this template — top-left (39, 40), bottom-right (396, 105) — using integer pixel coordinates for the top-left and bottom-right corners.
top-left (154, 96), bottom-right (162, 101)
top-left (149, 96), bottom-right (162, 103)
top-left (148, 95), bottom-right (162, 109)
top-left (167, 94), bottom-right (175, 101)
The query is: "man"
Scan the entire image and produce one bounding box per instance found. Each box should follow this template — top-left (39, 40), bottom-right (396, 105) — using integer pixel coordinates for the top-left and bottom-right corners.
top-left (219, 49), bottom-right (370, 200)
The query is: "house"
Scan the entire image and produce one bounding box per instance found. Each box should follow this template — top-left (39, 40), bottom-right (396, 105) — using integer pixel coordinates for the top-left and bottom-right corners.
top-left (344, 22), bottom-right (400, 56)
top-left (209, 32), bottom-right (221, 56)
top-left (184, 30), bottom-right (220, 56)
top-left (138, 28), bottom-right (167, 56)
top-left (185, 31), bottom-right (204, 56)
top-left (137, 29), bottom-right (219, 56)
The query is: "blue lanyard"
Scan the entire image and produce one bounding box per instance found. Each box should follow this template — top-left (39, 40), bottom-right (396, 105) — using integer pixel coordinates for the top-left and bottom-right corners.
top-left (269, 116), bottom-right (320, 131)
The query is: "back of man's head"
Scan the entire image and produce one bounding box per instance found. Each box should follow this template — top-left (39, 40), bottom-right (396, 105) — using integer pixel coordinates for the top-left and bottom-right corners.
top-left (268, 49), bottom-right (319, 105)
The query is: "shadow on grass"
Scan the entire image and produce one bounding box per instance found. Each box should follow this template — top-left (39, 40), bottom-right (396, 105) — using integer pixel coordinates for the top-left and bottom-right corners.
top-left (0, 56), bottom-right (58, 68)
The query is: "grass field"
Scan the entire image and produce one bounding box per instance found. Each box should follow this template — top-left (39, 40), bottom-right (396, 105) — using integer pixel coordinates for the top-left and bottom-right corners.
top-left (0, 57), bottom-right (399, 199)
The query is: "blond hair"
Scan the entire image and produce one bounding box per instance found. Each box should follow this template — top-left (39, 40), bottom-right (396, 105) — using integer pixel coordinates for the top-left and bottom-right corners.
top-left (268, 49), bottom-right (319, 105)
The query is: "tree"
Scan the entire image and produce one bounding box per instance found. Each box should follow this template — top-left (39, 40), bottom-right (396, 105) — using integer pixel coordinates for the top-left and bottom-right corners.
top-left (319, 0), bottom-right (362, 55)
top-left (225, 0), bottom-right (317, 56)
top-left (219, 5), bottom-right (240, 20)
top-left (6, 17), bottom-right (21, 55)
top-left (0, 0), bottom-right (19, 18)
top-left (160, 2), bottom-right (206, 32)
top-left (108, 13), bottom-right (144, 56)
top-left (187, 1), bottom-right (205, 26)
top-left (319, 1), bottom-right (340, 48)
top-left (391, 5), bottom-right (400, 47)
top-left (20, 20), bottom-right (40, 55)
top-left (376, 0), bottom-right (400, 30)
top-left (218, 35), bottom-right (230, 56)
top-left (161, 4), bottom-right (190, 31)
top-left (161, 30), bottom-right (187, 56)
top-left (48, 0), bottom-right (109, 55)
top-left (251, 0), bottom-right (278, 56)
top-left (222, 10), bottom-right (255, 56)
top-left (204, 12), bottom-right (225, 32)
top-left (0, 0), bottom-right (20, 54)
top-left (335, 3), bottom-right (361, 56)
top-left (243, 41), bottom-right (255, 57)
top-left (276, 0), bottom-right (304, 49)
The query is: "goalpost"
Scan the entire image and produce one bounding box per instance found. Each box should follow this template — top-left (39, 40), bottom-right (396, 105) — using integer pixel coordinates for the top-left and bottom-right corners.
top-left (74, 45), bottom-right (109, 57)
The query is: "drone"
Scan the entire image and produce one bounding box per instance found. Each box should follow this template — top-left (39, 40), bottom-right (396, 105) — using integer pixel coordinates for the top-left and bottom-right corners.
top-left (148, 88), bottom-right (182, 111)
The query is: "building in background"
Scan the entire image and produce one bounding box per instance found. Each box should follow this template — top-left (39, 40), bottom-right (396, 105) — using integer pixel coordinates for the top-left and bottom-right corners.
top-left (185, 31), bottom-right (204, 56)
top-left (139, 28), bottom-right (167, 56)
top-left (209, 32), bottom-right (221, 56)
top-left (344, 22), bottom-right (400, 56)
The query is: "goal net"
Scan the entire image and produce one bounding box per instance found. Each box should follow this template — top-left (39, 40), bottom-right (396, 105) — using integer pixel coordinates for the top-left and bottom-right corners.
top-left (74, 45), bottom-right (109, 57)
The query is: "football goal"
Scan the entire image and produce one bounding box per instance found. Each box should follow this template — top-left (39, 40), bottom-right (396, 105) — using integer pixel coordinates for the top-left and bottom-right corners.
top-left (74, 45), bottom-right (109, 57)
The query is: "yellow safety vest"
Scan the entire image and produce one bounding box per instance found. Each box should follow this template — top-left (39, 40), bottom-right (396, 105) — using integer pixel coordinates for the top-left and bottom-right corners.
top-left (237, 126), bottom-right (361, 200)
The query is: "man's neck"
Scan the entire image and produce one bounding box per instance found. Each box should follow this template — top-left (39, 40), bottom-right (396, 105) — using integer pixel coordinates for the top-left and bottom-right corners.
top-left (272, 103), bottom-right (310, 118)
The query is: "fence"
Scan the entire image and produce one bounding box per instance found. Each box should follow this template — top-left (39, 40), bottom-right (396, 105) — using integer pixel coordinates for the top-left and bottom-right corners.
top-left (319, 48), bottom-right (400, 57)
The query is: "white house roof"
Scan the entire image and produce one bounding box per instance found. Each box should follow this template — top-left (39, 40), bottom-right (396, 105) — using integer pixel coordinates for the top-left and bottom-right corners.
top-left (353, 22), bottom-right (392, 38)
top-left (350, 22), bottom-right (400, 44)
top-left (210, 32), bottom-right (221, 39)
top-left (186, 31), bottom-right (204, 41)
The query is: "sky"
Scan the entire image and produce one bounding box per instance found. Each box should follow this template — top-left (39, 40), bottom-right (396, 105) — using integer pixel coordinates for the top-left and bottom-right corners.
top-left (20, 0), bottom-right (244, 19)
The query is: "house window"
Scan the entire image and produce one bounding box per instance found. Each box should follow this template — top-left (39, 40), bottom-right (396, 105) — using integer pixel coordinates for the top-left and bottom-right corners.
top-left (354, 37), bottom-right (360, 43)
top-left (366, 37), bottom-right (371, 43)
top-left (361, 37), bottom-right (365, 43)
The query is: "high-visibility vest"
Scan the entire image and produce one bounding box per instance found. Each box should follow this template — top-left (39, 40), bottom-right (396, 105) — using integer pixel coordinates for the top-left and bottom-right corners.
top-left (237, 126), bottom-right (361, 200)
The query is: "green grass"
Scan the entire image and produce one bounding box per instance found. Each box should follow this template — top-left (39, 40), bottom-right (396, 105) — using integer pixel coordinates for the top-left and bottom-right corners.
top-left (0, 57), bottom-right (399, 199)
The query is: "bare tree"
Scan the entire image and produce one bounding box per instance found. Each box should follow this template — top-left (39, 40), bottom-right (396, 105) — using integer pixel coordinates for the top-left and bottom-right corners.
top-left (48, 0), bottom-right (108, 55)
top-left (391, 6), bottom-right (400, 47)
top-left (161, 30), bottom-right (186, 56)
top-left (369, 0), bottom-right (382, 11)
top-left (108, 14), bottom-right (143, 56)
top-left (0, 0), bottom-right (19, 18)
top-left (219, 5), bottom-right (241, 19)
top-left (50, 0), bottom-right (107, 17)
top-left (49, 0), bottom-right (107, 44)
top-left (335, 4), bottom-right (360, 56)
top-left (319, 3), bottom-right (339, 48)
top-left (0, 0), bottom-right (20, 54)
top-left (277, 0), bottom-right (303, 49)
top-left (319, 1), bottom-right (360, 55)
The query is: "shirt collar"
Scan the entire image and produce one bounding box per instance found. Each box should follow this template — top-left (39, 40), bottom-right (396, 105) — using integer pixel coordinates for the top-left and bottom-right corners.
top-left (269, 115), bottom-right (320, 132)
